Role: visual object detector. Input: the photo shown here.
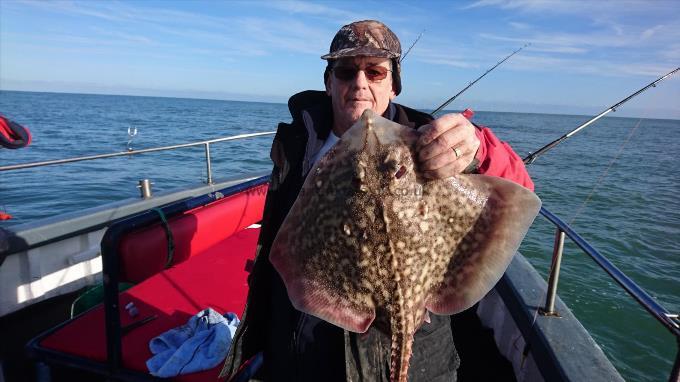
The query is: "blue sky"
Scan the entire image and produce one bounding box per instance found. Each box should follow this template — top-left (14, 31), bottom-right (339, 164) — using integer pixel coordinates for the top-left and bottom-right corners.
top-left (1, 0), bottom-right (679, 118)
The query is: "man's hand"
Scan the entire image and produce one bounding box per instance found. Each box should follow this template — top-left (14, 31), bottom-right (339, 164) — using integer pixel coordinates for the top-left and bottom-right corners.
top-left (416, 113), bottom-right (480, 179)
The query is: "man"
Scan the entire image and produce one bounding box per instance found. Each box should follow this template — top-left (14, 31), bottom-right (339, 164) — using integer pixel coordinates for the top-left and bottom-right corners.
top-left (223, 20), bottom-right (533, 381)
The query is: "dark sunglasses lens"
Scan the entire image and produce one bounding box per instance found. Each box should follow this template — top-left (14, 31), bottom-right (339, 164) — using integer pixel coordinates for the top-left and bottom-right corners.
top-left (333, 66), bottom-right (389, 81)
top-left (333, 67), bottom-right (357, 81)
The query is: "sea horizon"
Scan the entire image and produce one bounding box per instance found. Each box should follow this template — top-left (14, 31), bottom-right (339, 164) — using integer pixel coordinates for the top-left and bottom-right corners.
top-left (2, 89), bottom-right (678, 122)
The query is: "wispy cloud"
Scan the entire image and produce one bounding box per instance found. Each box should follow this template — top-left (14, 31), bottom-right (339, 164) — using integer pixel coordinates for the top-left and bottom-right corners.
top-left (263, 0), bottom-right (362, 21)
top-left (16, 0), bottom-right (234, 29)
top-left (90, 28), bottom-right (155, 45)
top-left (461, 0), bottom-right (506, 10)
top-left (660, 44), bottom-right (680, 61)
top-left (480, 31), bottom-right (626, 49)
top-left (415, 57), bottom-right (478, 69)
top-left (255, 0), bottom-right (416, 26)
top-left (504, 53), bottom-right (675, 77)
top-left (462, 0), bottom-right (580, 12)
top-left (410, 47), bottom-right (482, 69)
top-left (527, 45), bottom-right (587, 54)
top-left (462, 0), bottom-right (678, 16)
top-left (509, 21), bottom-right (531, 30)
top-left (147, 25), bottom-right (270, 57)
top-left (586, 16), bottom-right (624, 38)
top-left (233, 17), bottom-right (330, 56)
top-left (479, 21), bottom-right (680, 52)
top-left (6, 31), bottom-right (150, 50)
top-left (9, 1), bottom-right (332, 58)
top-left (641, 25), bottom-right (665, 40)
top-left (15, 0), bottom-right (126, 21)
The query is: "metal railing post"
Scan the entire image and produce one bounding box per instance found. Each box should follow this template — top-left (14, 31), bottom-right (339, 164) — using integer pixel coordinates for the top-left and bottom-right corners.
top-left (205, 142), bottom-right (213, 184)
top-left (541, 228), bottom-right (566, 316)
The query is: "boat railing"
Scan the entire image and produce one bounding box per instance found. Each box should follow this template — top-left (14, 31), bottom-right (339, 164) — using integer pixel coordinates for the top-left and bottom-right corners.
top-left (538, 206), bottom-right (680, 381)
top-left (0, 131), bottom-right (276, 185)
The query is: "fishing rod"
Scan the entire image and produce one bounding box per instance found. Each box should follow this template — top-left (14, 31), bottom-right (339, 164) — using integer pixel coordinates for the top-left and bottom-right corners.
top-left (432, 43), bottom-right (530, 116)
top-left (400, 30), bottom-right (425, 63)
top-left (523, 66), bottom-right (680, 164)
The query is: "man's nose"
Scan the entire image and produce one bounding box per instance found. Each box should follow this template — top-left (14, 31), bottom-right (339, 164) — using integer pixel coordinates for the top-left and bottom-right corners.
top-left (351, 69), bottom-right (370, 88)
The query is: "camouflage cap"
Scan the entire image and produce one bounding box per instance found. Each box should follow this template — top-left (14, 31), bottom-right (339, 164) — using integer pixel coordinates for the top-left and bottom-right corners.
top-left (322, 20), bottom-right (403, 95)
top-left (321, 20), bottom-right (401, 60)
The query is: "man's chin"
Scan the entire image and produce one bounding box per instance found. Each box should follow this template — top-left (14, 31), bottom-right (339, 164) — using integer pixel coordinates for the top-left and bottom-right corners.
top-left (347, 106), bottom-right (373, 122)
top-left (337, 105), bottom-right (381, 132)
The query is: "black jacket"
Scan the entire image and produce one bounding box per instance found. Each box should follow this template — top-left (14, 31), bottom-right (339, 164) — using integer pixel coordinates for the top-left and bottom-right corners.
top-left (222, 90), bottom-right (459, 381)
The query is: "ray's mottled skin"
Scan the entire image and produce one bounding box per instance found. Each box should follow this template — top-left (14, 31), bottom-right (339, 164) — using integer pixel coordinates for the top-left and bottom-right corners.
top-left (270, 109), bottom-right (541, 382)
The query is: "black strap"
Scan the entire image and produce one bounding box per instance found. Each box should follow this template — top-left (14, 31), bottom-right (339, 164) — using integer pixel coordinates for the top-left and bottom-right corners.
top-left (151, 208), bottom-right (175, 268)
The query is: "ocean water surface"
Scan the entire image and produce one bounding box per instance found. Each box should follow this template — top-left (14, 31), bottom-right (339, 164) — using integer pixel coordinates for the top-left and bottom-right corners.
top-left (1, 91), bottom-right (678, 381)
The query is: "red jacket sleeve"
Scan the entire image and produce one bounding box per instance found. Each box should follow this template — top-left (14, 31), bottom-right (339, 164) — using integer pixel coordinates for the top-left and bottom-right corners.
top-left (473, 126), bottom-right (534, 191)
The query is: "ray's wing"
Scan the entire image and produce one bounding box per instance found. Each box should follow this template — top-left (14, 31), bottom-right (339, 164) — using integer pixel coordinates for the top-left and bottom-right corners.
top-left (425, 174), bottom-right (541, 315)
top-left (269, 138), bottom-right (377, 333)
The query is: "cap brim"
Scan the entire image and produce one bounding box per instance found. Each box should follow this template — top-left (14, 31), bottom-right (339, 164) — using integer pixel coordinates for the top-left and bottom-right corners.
top-left (321, 46), bottom-right (400, 60)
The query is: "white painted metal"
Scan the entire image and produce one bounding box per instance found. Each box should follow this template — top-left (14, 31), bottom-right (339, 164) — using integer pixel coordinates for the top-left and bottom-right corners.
top-left (1, 229), bottom-right (105, 316)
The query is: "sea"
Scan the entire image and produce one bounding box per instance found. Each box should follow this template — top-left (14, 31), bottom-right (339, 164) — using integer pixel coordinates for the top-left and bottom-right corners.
top-left (1, 90), bottom-right (678, 381)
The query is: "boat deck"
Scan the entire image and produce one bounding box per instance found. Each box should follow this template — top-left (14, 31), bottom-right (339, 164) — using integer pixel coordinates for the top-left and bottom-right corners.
top-left (2, 292), bottom-right (517, 381)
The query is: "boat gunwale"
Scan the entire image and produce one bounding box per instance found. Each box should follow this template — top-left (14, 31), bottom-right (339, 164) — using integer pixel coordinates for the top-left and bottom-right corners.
top-left (493, 252), bottom-right (624, 381)
top-left (0, 173), bottom-right (270, 258)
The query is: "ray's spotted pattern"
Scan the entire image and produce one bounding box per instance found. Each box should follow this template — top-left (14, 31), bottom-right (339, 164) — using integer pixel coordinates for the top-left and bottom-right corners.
top-left (270, 110), bottom-right (541, 381)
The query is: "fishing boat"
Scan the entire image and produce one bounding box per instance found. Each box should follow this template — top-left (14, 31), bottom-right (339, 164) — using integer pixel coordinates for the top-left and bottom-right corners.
top-left (1, 127), bottom-right (678, 382)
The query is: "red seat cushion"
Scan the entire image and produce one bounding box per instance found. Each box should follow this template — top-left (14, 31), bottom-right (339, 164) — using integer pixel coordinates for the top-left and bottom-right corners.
top-left (40, 227), bottom-right (260, 381)
top-left (119, 183), bottom-right (267, 283)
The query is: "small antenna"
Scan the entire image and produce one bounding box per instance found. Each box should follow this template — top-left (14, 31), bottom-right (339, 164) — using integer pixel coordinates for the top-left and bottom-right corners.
top-left (127, 126), bottom-right (138, 152)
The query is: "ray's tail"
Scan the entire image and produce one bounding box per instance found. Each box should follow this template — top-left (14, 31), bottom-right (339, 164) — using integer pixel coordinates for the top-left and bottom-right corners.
top-left (389, 327), bottom-right (414, 382)
top-left (389, 288), bottom-right (416, 382)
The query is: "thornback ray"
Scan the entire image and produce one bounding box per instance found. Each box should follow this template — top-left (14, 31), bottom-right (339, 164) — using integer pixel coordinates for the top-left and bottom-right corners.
top-left (269, 109), bottom-right (541, 382)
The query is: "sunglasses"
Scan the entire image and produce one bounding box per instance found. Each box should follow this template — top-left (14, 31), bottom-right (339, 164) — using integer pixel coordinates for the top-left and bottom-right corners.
top-left (332, 65), bottom-right (392, 82)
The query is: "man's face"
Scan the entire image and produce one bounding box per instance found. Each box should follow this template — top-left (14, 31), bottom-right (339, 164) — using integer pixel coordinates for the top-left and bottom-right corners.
top-left (325, 56), bottom-right (396, 135)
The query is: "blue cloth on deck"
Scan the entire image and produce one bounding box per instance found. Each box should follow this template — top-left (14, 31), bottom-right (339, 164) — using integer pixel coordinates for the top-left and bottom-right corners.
top-left (146, 308), bottom-right (240, 377)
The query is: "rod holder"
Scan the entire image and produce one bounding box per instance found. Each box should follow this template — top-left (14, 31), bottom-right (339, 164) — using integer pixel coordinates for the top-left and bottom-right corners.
top-left (137, 179), bottom-right (153, 199)
top-left (541, 228), bottom-right (565, 316)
